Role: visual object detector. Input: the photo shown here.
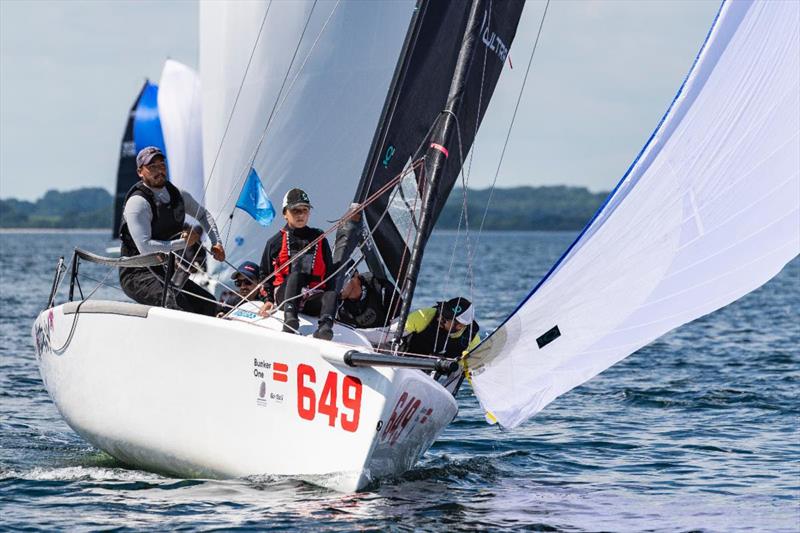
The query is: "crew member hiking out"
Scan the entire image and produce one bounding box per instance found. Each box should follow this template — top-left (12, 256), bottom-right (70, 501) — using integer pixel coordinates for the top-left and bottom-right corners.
top-left (258, 188), bottom-right (337, 340)
top-left (119, 146), bottom-right (226, 316)
top-left (403, 297), bottom-right (480, 358)
top-left (337, 270), bottom-right (401, 330)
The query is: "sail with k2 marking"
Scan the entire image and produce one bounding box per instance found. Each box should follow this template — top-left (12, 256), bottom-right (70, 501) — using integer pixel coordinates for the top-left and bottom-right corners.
top-left (465, 0), bottom-right (800, 429)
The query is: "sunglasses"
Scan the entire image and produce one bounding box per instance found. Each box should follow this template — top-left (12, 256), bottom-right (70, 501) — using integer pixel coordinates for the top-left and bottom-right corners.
top-left (143, 161), bottom-right (166, 170)
top-left (234, 279), bottom-right (256, 287)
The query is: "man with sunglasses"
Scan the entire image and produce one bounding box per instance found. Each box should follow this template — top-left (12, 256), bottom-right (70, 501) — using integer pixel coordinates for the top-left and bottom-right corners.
top-left (402, 297), bottom-right (481, 359)
top-left (258, 188), bottom-right (337, 340)
top-left (119, 146), bottom-right (225, 316)
top-left (217, 261), bottom-right (264, 316)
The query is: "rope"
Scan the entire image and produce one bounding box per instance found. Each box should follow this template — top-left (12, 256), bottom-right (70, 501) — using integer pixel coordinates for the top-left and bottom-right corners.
top-left (191, 0), bottom-right (274, 215)
top-left (167, 0), bottom-right (276, 277)
top-left (212, 0), bottom-right (339, 249)
top-left (472, 0), bottom-right (551, 260)
top-left (222, 160), bottom-right (424, 318)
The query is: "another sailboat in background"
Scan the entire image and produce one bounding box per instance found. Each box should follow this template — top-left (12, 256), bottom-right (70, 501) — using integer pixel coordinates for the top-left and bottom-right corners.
top-left (32, 0), bottom-right (798, 492)
top-left (110, 59), bottom-right (204, 240)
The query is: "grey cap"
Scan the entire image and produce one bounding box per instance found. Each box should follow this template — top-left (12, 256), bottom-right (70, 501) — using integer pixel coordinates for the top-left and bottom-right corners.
top-left (136, 146), bottom-right (164, 168)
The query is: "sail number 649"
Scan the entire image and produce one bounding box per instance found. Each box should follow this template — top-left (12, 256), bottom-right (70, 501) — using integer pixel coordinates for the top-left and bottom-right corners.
top-left (296, 364), bottom-right (362, 432)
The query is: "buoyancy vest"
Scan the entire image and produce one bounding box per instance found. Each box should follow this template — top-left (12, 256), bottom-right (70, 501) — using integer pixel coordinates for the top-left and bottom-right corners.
top-left (337, 273), bottom-right (394, 329)
top-left (272, 227), bottom-right (327, 289)
top-left (119, 181), bottom-right (185, 257)
top-left (406, 311), bottom-right (480, 359)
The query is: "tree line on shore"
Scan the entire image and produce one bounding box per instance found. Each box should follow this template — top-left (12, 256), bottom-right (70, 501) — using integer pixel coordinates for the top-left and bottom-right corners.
top-left (0, 185), bottom-right (608, 231)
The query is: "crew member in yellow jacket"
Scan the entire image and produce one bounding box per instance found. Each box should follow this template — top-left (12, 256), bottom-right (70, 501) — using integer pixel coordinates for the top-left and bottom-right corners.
top-left (403, 297), bottom-right (480, 358)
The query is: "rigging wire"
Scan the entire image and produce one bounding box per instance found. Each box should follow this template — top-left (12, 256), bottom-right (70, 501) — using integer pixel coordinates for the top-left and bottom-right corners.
top-left (184, 0), bottom-right (336, 276)
top-left (211, 0), bottom-right (339, 250)
top-left (172, 0), bottom-right (275, 274)
top-left (193, 0), bottom-right (274, 214)
top-left (222, 160), bottom-right (424, 319)
top-left (472, 0), bottom-right (551, 261)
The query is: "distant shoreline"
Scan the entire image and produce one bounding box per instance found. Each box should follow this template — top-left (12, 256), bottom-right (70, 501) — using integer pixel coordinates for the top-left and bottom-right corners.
top-left (2, 185), bottom-right (608, 232)
top-left (0, 228), bottom-right (110, 234)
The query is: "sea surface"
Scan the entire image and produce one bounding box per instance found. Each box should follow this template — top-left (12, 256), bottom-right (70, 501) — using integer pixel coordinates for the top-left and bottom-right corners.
top-left (1, 229), bottom-right (798, 532)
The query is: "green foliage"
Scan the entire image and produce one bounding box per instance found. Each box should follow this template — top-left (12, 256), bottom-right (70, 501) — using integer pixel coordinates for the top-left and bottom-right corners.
top-left (438, 186), bottom-right (609, 231)
top-left (0, 185), bottom-right (609, 231)
top-left (0, 188), bottom-right (113, 228)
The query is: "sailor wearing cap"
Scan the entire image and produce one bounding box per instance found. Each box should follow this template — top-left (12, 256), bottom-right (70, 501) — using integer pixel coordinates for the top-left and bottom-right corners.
top-left (118, 146), bottom-right (225, 316)
top-left (217, 261), bottom-right (264, 316)
top-left (402, 297), bottom-right (481, 358)
top-left (258, 188), bottom-right (337, 340)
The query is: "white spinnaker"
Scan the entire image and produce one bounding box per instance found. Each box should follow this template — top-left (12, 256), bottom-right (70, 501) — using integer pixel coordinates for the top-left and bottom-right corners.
top-left (158, 59), bottom-right (205, 203)
top-left (466, 0), bottom-right (800, 429)
top-left (200, 0), bottom-right (415, 267)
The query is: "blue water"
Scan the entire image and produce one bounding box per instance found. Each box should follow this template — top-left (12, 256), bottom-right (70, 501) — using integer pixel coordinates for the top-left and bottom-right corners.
top-left (1, 230), bottom-right (798, 531)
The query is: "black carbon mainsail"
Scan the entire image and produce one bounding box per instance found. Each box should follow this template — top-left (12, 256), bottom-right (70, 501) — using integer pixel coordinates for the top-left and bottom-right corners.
top-left (353, 0), bottom-right (525, 288)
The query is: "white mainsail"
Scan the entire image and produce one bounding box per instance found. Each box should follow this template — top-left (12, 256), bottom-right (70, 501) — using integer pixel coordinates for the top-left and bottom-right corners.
top-left (157, 59), bottom-right (205, 204)
top-left (199, 0), bottom-right (415, 267)
top-left (466, 0), bottom-right (800, 428)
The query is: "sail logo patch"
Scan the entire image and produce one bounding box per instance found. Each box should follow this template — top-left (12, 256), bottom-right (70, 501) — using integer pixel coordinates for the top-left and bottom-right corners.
top-left (382, 145), bottom-right (396, 168)
top-left (536, 325), bottom-right (561, 349)
top-left (480, 10), bottom-right (509, 62)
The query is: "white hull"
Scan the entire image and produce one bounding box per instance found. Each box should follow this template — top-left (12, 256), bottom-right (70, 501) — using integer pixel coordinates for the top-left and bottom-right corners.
top-left (32, 301), bottom-right (458, 491)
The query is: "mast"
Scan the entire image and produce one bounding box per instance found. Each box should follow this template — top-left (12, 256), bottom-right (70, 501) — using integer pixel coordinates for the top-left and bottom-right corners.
top-left (392, 0), bottom-right (485, 346)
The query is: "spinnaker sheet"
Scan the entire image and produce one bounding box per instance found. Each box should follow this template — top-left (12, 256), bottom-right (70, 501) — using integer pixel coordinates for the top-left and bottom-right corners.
top-left (466, 0), bottom-right (800, 428)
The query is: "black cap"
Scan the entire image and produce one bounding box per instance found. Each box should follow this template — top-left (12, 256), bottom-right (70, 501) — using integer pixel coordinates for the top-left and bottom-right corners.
top-left (282, 188), bottom-right (312, 212)
top-left (438, 297), bottom-right (475, 325)
top-left (231, 261), bottom-right (261, 282)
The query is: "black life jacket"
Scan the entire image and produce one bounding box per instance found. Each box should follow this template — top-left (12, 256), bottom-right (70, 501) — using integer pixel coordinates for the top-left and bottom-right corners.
top-left (407, 312), bottom-right (480, 359)
top-left (337, 273), bottom-right (394, 329)
top-left (119, 181), bottom-right (185, 257)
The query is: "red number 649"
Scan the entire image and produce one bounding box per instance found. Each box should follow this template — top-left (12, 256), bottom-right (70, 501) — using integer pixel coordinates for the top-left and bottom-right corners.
top-left (297, 364), bottom-right (362, 432)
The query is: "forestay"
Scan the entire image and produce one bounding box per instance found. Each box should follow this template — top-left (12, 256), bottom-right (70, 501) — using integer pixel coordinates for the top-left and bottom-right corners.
top-left (158, 59), bottom-right (205, 204)
top-left (199, 0), bottom-right (415, 268)
top-left (466, 0), bottom-right (800, 428)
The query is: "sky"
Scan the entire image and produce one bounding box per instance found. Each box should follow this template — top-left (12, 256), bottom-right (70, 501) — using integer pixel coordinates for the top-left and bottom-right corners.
top-left (0, 0), bottom-right (721, 201)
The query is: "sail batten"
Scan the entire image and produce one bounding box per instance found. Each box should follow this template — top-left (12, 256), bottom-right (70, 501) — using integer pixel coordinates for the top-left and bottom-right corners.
top-left (466, 0), bottom-right (800, 429)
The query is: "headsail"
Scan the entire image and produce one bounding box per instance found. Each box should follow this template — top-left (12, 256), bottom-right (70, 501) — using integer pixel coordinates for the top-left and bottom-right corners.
top-left (199, 0), bottom-right (416, 268)
top-left (354, 0), bottom-right (525, 285)
top-left (466, 0), bottom-right (800, 428)
top-left (158, 59), bottom-right (204, 204)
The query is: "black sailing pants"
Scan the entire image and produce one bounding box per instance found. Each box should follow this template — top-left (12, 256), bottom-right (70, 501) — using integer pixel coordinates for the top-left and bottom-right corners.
top-left (119, 266), bottom-right (217, 317)
top-left (274, 270), bottom-right (337, 320)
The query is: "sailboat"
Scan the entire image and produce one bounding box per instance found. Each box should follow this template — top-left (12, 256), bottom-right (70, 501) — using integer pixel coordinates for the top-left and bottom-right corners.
top-left (32, 0), bottom-right (798, 492)
top-left (111, 59), bottom-right (204, 239)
